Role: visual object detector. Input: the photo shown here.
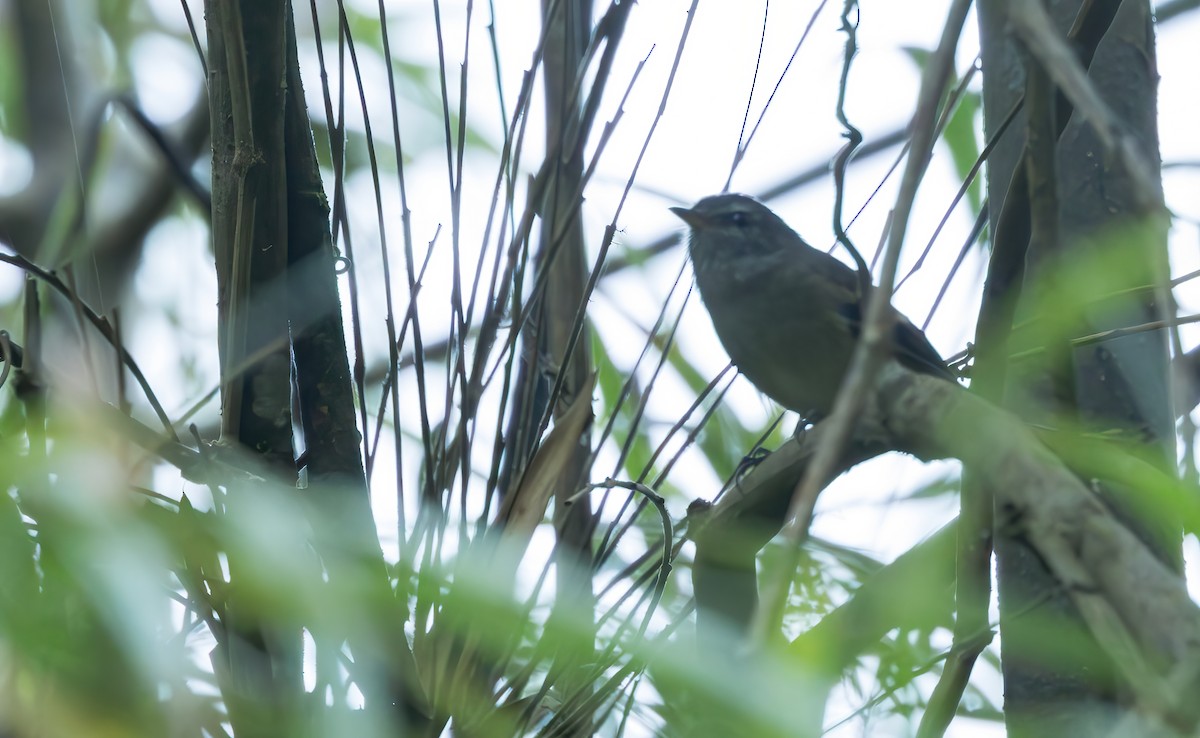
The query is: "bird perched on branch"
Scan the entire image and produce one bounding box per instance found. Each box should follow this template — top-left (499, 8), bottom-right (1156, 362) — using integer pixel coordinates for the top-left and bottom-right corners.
top-left (670, 193), bottom-right (954, 419)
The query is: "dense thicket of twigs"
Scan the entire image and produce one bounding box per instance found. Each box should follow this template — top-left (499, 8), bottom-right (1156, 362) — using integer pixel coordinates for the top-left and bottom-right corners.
top-left (2, 1), bottom-right (1200, 737)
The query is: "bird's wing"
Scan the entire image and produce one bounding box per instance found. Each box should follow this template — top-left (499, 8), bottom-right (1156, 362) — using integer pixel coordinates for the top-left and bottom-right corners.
top-left (777, 246), bottom-right (956, 382)
top-left (834, 294), bottom-right (956, 381)
top-left (891, 315), bottom-right (957, 380)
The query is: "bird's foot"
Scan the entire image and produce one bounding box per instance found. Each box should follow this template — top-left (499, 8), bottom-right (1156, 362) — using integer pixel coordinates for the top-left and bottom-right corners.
top-left (733, 446), bottom-right (771, 482)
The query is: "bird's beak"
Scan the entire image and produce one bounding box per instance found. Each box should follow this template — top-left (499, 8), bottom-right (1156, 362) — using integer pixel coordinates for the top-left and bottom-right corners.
top-left (669, 206), bottom-right (708, 228)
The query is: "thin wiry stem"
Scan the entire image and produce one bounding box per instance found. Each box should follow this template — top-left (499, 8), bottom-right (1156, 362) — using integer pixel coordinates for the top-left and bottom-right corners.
top-left (831, 0), bottom-right (870, 290)
top-left (589, 255), bottom-right (693, 469)
top-left (529, 0), bottom-right (695, 456)
top-left (311, 1), bottom-right (371, 480)
top-left (723, 0), bottom-right (832, 190)
top-left (724, 0), bottom-right (769, 192)
top-left (333, 0), bottom-right (435, 519)
top-left (894, 62), bottom-right (984, 292)
top-left (0, 252), bottom-right (176, 439)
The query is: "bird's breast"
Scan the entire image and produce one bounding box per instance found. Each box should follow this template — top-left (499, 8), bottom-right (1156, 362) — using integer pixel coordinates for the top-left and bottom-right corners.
top-left (696, 271), bottom-right (856, 417)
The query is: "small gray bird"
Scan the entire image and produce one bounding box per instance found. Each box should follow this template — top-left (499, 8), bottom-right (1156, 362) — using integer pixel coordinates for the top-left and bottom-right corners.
top-left (671, 193), bottom-right (954, 419)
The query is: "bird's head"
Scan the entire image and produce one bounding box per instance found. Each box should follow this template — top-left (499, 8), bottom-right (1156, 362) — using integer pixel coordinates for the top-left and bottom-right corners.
top-left (670, 194), bottom-right (806, 271)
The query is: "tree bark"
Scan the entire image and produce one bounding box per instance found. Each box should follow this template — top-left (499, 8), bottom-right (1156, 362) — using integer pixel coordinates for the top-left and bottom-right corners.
top-left (975, 1), bottom-right (1174, 734)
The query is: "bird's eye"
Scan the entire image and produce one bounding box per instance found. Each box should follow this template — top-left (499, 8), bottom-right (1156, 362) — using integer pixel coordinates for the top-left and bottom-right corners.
top-left (727, 211), bottom-right (748, 227)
